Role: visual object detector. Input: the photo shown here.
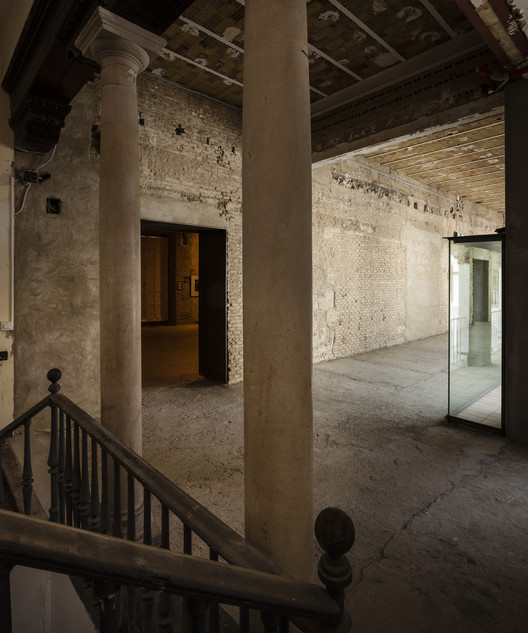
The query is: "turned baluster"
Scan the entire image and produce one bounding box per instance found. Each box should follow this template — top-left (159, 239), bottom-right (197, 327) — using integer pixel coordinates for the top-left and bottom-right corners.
top-left (261, 611), bottom-right (280, 633)
top-left (186, 598), bottom-right (209, 633)
top-left (209, 548), bottom-right (220, 633)
top-left (143, 489), bottom-right (152, 546)
top-left (113, 460), bottom-right (123, 539)
top-left (89, 437), bottom-right (101, 531)
top-left (183, 524), bottom-right (192, 555)
top-left (79, 429), bottom-right (90, 529)
top-left (58, 410), bottom-right (66, 523)
top-left (22, 419), bottom-right (33, 515)
top-left (127, 474), bottom-right (135, 541)
top-left (71, 422), bottom-right (81, 527)
top-left (239, 607), bottom-right (250, 633)
top-left (47, 408), bottom-right (60, 521)
top-left (64, 415), bottom-right (73, 525)
top-left (100, 449), bottom-right (110, 534)
top-left (315, 507), bottom-right (355, 631)
top-left (94, 580), bottom-right (121, 633)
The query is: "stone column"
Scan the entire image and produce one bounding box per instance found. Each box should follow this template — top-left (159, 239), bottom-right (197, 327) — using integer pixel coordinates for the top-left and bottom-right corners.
top-left (242, 0), bottom-right (313, 580)
top-left (504, 79), bottom-right (528, 444)
top-left (76, 9), bottom-right (165, 452)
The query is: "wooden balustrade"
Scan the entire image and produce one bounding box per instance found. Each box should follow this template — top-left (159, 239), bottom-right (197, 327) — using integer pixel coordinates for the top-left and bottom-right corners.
top-left (0, 369), bottom-right (355, 633)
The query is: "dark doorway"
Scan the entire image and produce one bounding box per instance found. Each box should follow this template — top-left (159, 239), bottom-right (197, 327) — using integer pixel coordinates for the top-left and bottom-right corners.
top-left (141, 221), bottom-right (228, 385)
top-left (473, 259), bottom-right (489, 323)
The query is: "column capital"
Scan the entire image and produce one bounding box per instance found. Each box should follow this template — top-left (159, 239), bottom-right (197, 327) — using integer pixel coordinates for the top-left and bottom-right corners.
top-left (75, 7), bottom-right (166, 73)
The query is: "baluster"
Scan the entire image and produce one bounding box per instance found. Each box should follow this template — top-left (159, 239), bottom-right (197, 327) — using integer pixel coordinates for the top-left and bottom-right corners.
top-left (89, 438), bottom-right (100, 531)
top-left (127, 474), bottom-right (135, 541)
top-left (209, 549), bottom-right (220, 633)
top-left (101, 450), bottom-right (111, 534)
top-left (71, 423), bottom-right (81, 527)
top-left (239, 607), bottom-right (250, 633)
top-left (94, 581), bottom-right (120, 633)
top-left (47, 403), bottom-right (60, 522)
top-left (143, 489), bottom-right (151, 545)
top-left (186, 598), bottom-right (209, 633)
top-left (158, 591), bottom-right (172, 633)
top-left (279, 616), bottom-right (289, 633)
top-left (22, 420), bottom-right (34, 515)
top-left (58, 411), bottom-right (66, 523)
top-left (261, 611), bottom-right (280, 633)
top-left (113, 460), bottom-right (123, 539)
top-left (0, 562), bottom-right (13, 633)
top-left (315, 508), bottom-right (355, 629)
top-left (183, 524), bottom-right (192, 555)
top-left (64, 415), bottom-right (73, 525)
top-left (161, 504), bottom-right (169, 550)
top-left (141, 588), bottom-right (156, 633)
top-left (79, 429), bottom-right (90, 529)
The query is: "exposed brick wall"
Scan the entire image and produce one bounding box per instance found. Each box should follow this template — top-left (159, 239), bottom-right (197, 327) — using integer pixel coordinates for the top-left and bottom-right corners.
top-left (312, 158), bottom-right (503, 362)
top-left (13, 73), bottom-right (502, 416)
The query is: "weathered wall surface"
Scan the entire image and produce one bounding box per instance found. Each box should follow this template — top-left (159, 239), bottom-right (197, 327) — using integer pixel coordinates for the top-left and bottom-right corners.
top-left (0, 89), bottom-right (14, 427)
top-left (13, 72), bottom-right (502, 416)
top-left (312, 157), bottom-right (503, 362)
top-left (13, 85), bottom-right (100, 418)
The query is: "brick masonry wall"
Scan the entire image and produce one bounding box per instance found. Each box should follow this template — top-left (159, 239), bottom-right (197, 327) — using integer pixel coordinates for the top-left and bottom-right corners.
top-left (312, 158), bottom-right (503, 362)
top-left (12, 73), bottom-right (502, 418)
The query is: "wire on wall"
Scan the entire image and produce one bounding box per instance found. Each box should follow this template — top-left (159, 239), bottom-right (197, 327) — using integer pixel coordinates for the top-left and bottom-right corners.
top-left (15, 144), bottom-right (57, 216)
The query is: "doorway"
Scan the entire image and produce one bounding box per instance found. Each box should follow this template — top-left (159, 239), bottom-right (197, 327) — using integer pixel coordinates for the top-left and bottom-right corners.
top-left (140, 221), bottom-right (227, 387)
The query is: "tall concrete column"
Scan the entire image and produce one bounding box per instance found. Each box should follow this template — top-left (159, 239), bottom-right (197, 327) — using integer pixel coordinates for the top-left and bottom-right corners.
top-left (76, 9), bottom-right (165, 451)
top-left (504, 79), bottom-right (528, 445)
top-left (242, 0), bottom-right (313, 580)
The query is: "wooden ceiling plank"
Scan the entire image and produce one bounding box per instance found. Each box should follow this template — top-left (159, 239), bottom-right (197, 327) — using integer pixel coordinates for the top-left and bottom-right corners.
top-left (381, 133), bottom-right (505, 166)
top-left (364, 119), bottom-right (504, 159)
top-left (307, 43), bottom-right (363, 81)
top-left (418, 0), bottom-right (457, 38)
top-left (402, 149), bottom-right (505, 175)
top-left (179, 17), bottom-right (244, 53)
top-left (326, 0), bottom-right (406, 61)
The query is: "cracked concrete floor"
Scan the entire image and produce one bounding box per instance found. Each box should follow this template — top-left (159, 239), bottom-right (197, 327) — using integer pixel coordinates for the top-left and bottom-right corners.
top-left (142, 334), bottom-right (528, 633)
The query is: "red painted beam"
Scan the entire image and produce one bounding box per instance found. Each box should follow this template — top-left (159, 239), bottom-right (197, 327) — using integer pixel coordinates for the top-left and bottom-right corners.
top-left (488, 0), bottom-right (528, 58)
top-left (456, 0), bottom-right (515, 69)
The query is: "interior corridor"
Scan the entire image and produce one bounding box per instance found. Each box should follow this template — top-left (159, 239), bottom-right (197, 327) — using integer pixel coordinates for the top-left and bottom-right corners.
top-left (142, 324), bottom-right (202, 388)
top-left (142, 334), bottom-right (528, 633)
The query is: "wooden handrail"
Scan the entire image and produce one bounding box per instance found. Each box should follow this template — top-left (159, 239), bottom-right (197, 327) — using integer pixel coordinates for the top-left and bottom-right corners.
top-left (0, 510), bottom-right (340, 621)
top-left (49, 393), bottom-right (283, 574)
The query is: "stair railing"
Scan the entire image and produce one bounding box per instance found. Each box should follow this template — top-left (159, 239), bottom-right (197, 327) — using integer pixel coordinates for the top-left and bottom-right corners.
top-left (0, 369), bottom-right (355, 633)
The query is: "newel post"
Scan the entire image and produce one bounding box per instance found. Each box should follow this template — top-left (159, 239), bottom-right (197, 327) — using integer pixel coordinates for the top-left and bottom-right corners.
top-left (315, 508), bottom-right (355, 631)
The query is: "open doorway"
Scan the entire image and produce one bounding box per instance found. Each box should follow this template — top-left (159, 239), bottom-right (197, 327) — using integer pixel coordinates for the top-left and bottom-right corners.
top-left (141, 221), bottom-right (227, 387)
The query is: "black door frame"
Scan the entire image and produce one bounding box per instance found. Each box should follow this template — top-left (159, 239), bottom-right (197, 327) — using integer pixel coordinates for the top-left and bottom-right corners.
top-left (141, 220), bottom-right (228, 384)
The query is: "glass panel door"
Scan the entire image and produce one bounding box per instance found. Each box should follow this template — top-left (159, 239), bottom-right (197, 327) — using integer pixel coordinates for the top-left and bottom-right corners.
top-left (448, 236), bottom-right (503, 430)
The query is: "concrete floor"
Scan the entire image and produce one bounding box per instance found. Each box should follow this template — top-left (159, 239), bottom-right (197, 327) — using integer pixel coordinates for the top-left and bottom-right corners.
top-left (142, 334), bottom-right (528, 633)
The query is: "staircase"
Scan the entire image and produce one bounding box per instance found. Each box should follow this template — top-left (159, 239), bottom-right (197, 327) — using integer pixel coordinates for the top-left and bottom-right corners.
top-left (0, 370), bottom-right (355, 633)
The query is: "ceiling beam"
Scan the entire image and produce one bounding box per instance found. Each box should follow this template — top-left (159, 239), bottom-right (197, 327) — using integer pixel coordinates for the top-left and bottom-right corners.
top-left (327, 0), bottom-right (405, 61)
top-left (311, 30), bottom-right (485, 117)
top-left (402, 148), bottom-right (505, 174)
top-left (418, 0), bottom-right (457, 38)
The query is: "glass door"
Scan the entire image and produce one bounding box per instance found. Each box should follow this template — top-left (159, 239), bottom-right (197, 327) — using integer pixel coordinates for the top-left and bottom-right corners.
top-left (448, 235), bottom-right (503, 431)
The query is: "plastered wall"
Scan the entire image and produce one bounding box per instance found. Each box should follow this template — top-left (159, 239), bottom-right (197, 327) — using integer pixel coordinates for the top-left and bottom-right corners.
top-left (12, 74), bottom-right (501, 416)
